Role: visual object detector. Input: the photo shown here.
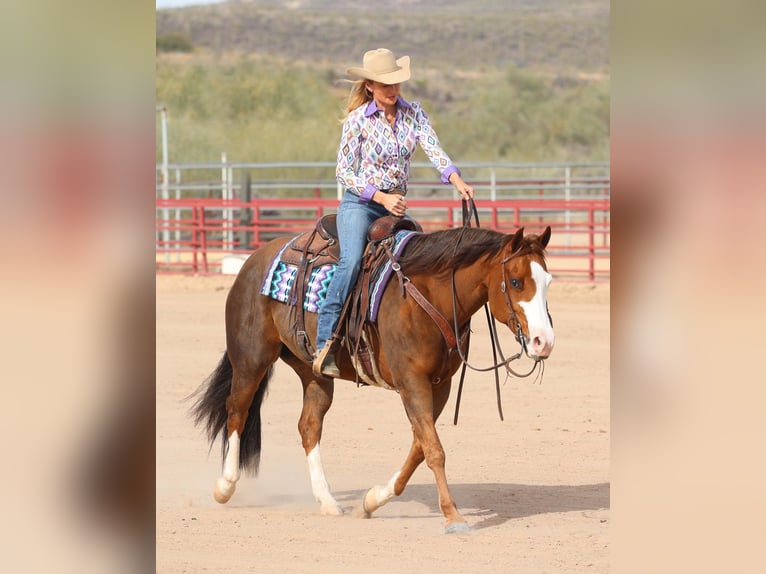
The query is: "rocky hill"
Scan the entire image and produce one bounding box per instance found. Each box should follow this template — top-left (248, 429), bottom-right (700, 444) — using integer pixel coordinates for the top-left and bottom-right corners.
top-left (157, 0), bottom-right (609, 74)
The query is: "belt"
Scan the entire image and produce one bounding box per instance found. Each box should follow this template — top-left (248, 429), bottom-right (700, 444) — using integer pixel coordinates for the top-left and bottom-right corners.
top-left (380, 188), bottom-right (406, 195)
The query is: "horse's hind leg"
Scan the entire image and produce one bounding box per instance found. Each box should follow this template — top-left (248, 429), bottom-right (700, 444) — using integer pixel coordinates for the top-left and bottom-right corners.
top-left (362, 438), bottom-right (424, 516)
top-left (213, 358), bottom-right (275, 504)
top-left (282, 350), bottom-right (343, 516)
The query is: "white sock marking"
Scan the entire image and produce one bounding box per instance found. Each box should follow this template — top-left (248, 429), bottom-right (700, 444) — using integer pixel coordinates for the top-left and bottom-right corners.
top-left (372, 471), bottom-right (401, 507)
top-left (307, 444), bottom-right (342, 514)
top-left (223, 431), bottom-right (240, 483)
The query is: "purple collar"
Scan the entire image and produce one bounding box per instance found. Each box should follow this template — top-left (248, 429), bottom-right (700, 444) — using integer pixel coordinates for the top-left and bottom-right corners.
top-left (363, 96), bottom-right (412, 117)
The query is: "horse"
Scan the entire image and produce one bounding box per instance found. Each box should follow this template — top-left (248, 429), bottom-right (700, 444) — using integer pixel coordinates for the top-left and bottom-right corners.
top-left (191, 222), bottom-right (554, 533)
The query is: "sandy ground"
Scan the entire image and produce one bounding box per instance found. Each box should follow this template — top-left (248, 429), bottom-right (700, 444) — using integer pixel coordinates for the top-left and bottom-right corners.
top-left (157, 274), bottom-right (609, 573)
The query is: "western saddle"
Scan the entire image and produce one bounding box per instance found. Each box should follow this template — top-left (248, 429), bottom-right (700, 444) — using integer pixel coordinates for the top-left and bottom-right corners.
top-left (286, 214), bottom-right (422, 381)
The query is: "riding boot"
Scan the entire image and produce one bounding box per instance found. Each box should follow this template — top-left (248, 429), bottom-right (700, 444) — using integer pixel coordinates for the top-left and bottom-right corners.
top-left (312, 342), bottom-right (340, 379)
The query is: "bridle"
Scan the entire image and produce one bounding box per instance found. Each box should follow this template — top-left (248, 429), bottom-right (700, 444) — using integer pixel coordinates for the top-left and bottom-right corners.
top-left (450, 199), bottom-right (544, 424)
top-left (499, 251), bottom-right (530, 355)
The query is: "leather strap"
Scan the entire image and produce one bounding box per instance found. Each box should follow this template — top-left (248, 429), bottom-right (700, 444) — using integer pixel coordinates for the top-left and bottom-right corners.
top-left (403, 280), bottom-right (458, 350)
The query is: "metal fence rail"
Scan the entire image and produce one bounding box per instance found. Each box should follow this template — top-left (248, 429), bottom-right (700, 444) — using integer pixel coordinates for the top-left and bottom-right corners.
top-left (156, 161), bottom-right (610, 281)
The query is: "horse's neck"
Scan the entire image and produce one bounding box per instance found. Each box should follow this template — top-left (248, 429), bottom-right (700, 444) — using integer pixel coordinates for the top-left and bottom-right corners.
top-left (454, 261), bottom-right (492, 319)
top-left (412, 261), bottom-right (490, 325)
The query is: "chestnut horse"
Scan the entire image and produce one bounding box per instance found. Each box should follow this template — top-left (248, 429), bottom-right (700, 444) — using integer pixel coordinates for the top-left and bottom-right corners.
top-left (192, 224), bottom-right (554, 533)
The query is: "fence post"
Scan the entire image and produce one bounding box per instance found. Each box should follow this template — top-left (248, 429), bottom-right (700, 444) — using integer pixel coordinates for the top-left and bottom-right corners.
top-left (200, 206), bottom-right (209, 274)
top-left (221, 152), bottom-right (229, 250)
top-left (252, 196), bottom-right (261, 249)
top-left (589, 205), bottom-right (595, 281)
top-left (564, 165), bottom-right (571, 248)
top-left (227, 163), bottom-right (235, 250)
top-left (191, 205), bottom-right (199, 274)
top-left (174, 167), bottom-right (181, 263)
top-left (238, 172), bottom-right (253, 251)
top-left (158, 106), bottom-right (170, 264)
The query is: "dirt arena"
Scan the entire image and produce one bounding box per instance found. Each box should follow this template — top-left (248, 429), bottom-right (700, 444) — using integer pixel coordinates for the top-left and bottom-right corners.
top-left (157, 274), bottom-right (609, 573)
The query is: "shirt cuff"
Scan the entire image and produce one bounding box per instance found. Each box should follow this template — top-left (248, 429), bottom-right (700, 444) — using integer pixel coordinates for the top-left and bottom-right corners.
top-left (358, 183), bottom-right (377, 204)
top-left (441, 165), bottom-right (460, 184)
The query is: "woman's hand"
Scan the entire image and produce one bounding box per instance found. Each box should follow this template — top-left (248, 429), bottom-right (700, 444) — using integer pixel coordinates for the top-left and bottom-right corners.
top-left (374, 191), bottom-right (407, 216)
top-left (449, 173), bottom-right (474, 200)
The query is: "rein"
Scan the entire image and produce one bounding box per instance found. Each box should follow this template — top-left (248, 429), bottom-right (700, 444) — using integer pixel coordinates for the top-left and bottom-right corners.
top-left (451, 199), bottom-right (543, 425)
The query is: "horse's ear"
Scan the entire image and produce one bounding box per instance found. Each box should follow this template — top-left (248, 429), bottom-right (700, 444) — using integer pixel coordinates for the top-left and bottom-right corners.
top-left (539, 226), bottom-right (551, 248)
top-left (509, 227), bottom-right (524, 253)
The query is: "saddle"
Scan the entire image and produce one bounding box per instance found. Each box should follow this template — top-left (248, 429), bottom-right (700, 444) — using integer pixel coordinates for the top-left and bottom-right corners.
top-left (289, 214), bottom-right (422, 378)
top-left (281, 214), bottom-right (340, 268)
top-left (287, 215), bottom-right (341, 357)
top-left (338, 215), bottom-right (469, 388)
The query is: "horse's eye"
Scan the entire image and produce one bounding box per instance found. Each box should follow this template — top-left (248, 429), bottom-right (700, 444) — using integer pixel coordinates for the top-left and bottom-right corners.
top-left (510, 278), bottom-right (522, 289)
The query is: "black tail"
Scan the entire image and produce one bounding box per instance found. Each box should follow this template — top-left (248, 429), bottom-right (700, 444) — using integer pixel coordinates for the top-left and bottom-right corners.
top-left (188, 352), bottom-right (272, 475)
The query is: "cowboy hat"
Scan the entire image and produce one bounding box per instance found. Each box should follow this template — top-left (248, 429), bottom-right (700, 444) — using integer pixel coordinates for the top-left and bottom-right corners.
top-left (347, 48), bottom-right (411, 85)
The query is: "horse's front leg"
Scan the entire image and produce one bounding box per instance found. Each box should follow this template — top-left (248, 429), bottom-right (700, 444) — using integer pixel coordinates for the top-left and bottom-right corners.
top-left (363, 379), bottom-right (468, 532)
top-left (409, 410), bottom-right (469, 533)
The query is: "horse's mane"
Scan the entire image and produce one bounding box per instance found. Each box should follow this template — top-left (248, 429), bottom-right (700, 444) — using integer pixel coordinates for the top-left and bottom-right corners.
top-left (398, 227), bottom-right (504, 276)
top-left (399, 227), bottom-right (547, 277)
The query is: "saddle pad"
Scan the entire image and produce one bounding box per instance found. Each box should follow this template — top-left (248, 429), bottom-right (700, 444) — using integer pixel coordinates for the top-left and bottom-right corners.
top-left (368, 230), bottom-right (419, 321)
top-left (260, 231), bottom-right (419, 318)
top-left (260, 239), bottom-right (335, 313)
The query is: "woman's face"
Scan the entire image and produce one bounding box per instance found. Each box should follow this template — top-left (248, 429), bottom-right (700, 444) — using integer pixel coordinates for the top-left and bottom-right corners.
top-left (367, 81), bottom-right (400, 108)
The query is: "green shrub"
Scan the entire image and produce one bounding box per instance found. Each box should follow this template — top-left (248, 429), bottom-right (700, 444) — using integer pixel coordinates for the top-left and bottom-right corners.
top-left (156, 57), bottom-right (608, 164)
top-left (157, 33), bottom-right (194, 53)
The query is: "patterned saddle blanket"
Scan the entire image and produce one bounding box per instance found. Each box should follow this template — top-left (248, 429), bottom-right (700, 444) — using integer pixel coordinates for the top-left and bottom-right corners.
top-left (260, 229), bottom-right (418, 321)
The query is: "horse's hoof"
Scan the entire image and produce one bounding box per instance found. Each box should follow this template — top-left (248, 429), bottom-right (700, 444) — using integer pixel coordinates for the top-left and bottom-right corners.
top-left (362, 487), bottom-right (379, 516)
top-left (445, 522), bottom-right (472, 534)
top-left (213, 478), bottom-right (235, 504)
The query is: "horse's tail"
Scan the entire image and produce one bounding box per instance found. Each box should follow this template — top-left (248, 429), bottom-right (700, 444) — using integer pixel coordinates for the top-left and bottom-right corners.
top-left (189, 352), bottom-right (272, 475)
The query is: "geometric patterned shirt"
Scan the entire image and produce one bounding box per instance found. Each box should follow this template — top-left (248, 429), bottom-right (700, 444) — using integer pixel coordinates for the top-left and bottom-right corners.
top-left (336, 96), bottom-right (461, 203)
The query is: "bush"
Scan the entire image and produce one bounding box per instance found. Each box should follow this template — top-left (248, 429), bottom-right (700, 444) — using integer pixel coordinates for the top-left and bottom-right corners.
top-left (157, 33), bottom-right (194, 53)
top-left (156, 57), bottom-right (609, 164)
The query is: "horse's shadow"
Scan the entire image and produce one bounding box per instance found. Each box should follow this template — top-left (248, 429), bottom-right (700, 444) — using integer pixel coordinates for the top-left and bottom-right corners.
top-left (336, 482), bottom-right (609, 530)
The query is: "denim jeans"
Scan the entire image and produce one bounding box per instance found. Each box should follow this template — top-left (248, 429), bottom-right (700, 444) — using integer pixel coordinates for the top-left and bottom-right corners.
top-left (315, 191), bottom-right (391, 350)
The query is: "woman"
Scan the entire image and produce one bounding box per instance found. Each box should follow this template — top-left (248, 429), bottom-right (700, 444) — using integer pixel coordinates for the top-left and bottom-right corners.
top-left (313, 48), bottom-right (474, 378)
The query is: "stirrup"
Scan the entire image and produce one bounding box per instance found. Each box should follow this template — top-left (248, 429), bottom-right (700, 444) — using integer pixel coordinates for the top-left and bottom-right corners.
top-left (312, 344), bottom-right (340, 378)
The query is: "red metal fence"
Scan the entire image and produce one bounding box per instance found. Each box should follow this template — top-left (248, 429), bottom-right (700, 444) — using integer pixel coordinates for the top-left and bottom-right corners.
top-left (156, 196), bottom-right (609, 281)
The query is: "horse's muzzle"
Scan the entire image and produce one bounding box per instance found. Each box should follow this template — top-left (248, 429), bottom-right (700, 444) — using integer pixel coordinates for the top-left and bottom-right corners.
top-left (527, 328), bottom-right (555, 359)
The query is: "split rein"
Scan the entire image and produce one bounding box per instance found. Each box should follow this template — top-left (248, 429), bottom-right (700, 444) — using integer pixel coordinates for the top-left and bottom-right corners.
top-left (451, 199), bottom-right (544, 425)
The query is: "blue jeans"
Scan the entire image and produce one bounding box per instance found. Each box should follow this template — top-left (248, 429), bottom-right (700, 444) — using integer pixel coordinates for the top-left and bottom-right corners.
top-left (315, 191), bottom-right (391, 350)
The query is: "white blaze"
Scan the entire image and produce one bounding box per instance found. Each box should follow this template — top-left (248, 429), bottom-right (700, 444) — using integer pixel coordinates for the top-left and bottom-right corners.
top-left (519, 261), bottom-right (555, 356)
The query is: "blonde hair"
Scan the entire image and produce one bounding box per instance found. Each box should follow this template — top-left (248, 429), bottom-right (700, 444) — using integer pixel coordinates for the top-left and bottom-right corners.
top-left (339, 79), bottom-right (405, 121)
top-left (342, 80), bottom-right (371, 118)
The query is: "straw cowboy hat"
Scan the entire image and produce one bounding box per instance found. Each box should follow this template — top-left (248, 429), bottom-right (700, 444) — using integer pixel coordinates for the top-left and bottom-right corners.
top-left (347, 48), bottom-right (411, 85)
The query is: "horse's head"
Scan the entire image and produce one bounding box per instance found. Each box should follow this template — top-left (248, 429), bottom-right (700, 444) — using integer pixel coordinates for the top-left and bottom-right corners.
top-left (488, 226), bottom-right (555, 360)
